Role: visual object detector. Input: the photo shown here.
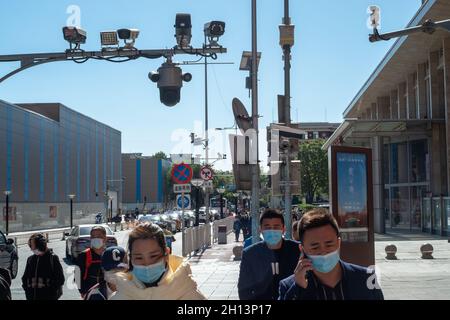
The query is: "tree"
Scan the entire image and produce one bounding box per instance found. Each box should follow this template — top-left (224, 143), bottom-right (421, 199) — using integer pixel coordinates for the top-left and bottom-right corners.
top-left (298, 139), bottom-right (328, 204)
top-left (152, 151), bottom-right (168, 160)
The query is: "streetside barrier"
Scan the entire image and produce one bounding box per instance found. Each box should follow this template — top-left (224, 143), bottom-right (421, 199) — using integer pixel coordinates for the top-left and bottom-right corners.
top-left (181, 217), bottom-right (234, 257)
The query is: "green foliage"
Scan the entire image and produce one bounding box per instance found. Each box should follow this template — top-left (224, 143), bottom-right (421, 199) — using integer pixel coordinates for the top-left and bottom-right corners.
top-left (151, 151), bottom-right (168, 160)
top-left (298, 139), bottom-right (329, 204)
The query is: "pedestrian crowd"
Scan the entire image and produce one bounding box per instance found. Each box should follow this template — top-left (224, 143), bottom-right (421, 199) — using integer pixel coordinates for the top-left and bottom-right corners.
top-left (0, 208), bottom-right (383, 301)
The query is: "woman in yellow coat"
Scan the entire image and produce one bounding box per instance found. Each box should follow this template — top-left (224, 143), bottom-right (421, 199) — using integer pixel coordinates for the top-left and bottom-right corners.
top-left (110, 222), bottom-right (205, 300)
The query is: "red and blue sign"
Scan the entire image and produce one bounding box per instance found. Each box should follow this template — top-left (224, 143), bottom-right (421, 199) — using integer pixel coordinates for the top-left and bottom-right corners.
top-left (171, 163), bottom-right (193, 185)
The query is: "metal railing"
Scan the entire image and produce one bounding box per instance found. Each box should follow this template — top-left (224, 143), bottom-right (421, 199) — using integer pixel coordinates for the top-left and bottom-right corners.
top-left (182, 216), bottom-right (234, 257)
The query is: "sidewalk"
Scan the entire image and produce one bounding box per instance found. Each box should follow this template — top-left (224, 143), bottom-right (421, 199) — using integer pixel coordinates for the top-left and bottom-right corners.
top-left (187, 231), bottom-right (450, 300)
top-left (189, 232), bottom-right (241, 300)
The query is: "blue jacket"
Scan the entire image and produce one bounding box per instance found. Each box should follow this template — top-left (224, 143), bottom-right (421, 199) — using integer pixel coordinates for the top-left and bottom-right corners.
top-left (278, 260), bottom-right (384, 300)
top-left (238, 239), bottom-right (300, 300)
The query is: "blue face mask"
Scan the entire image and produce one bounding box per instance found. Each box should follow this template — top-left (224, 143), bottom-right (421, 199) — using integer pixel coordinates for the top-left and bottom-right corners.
top-left (132, 260), bottom-right (167, 284)
top-left (262, 230), bottom-right (283, 247)
top-left (308, 249), bottom-right (340, 273)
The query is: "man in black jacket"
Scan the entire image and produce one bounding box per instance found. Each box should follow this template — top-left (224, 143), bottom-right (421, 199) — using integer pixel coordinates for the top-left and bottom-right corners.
top-left (238, 209), bottom-right (300, 300)
top-left (0, 267), bottom-right (11, 300)
top-left (21, 233), bottom-right (65, 300)
top-left (279, 209), bottom-right (384, 300)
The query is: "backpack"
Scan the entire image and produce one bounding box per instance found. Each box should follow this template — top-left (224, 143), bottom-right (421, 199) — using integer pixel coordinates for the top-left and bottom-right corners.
top-left (83, 248), bottom-right (102, 281)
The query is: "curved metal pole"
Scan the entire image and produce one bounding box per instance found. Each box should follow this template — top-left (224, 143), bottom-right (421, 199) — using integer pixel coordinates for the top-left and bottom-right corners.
top-left (0, 58), bottom-right (65, 84)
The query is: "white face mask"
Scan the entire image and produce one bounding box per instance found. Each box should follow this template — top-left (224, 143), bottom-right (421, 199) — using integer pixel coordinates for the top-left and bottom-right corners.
top-left (32, 249), bottom-right (42, 256)
top-left (91, 238), bottom-right (105, 249)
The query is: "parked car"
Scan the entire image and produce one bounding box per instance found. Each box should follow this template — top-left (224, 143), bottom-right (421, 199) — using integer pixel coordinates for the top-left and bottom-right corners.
top-left (138, 214), bottom-right (177, 233)
top-left (65, 224), bottom-right (117, 261)
top-left (167, 211), bottom-right (183, 231)
top-left (199, 207), bottom-right (215, 223)
top-left (0, 230), bottom-right (18, 279)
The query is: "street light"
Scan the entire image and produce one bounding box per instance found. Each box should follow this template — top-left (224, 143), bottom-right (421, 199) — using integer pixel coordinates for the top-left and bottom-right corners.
top-left (68, 194), bottom-right (76, 230)
top-left (108, 196), bottom-right (114, 223)
top-left (217, 187), bottom-right (226, 219)
top-left (4, 191), bottom-right (11, 235)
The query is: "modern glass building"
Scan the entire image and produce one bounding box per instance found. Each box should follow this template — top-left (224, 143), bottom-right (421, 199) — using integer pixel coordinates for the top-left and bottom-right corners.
top-left (121, 153), bottom-right (171, 212)
top-left (324, 0), bottom-right (450, 236)
top-left (0, 100), bottom-right (121, 232)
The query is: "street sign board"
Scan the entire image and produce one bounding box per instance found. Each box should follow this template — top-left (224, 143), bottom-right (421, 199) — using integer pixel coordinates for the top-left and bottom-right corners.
top-left (176, 194), bottom-right (191, 209)
top-left (191, 179), bottom-right (204, 187)
top-left (173, 184), bottom-right (192, 194)
top-left (200, 166), bottom-right (214, 181)
top-left (203, 180), bottom-right (214, 191)
top-left (171, 163), bottom-right (193, 185)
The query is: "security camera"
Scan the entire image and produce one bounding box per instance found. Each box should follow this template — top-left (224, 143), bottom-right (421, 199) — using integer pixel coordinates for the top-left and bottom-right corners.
top-left (148, 60), bottom-right (192, 107)
top-left (204, 21), bottom-right (225, 37)
top-left (117, 28), bottom-right (140, 48)
top-left (63, 26), bottom-right (87, 45)
top-left (175, 13), bottom-right (192, 48)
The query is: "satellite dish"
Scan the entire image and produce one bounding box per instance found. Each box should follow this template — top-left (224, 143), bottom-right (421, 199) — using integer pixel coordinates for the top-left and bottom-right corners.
top-left (232, 98), bottom-right (252, 133)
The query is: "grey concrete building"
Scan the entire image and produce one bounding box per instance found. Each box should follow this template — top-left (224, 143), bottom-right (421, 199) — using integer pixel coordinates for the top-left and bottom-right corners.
top-left (121, 153), bottom-right (171, 212)
top-left (324, 0), bottom-right (450, 236)
top-left (0, 100), bottom-right (121, 232)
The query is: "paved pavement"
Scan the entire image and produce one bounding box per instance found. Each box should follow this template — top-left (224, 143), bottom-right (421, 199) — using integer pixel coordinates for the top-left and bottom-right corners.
top-left (9, 226), bottom-right (450, 300)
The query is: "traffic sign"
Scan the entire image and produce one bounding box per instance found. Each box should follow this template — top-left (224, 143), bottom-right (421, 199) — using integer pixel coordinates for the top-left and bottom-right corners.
top-left (170, 154), bottom-right (192, 164)
top-left (203, 180), bottom-right (214, 191)
top-left (173, 184), bottom-right (192, 194)
top-left (200, 166), bottom-right (214, 181)
top-left (171, 163), bottom-right (193, 185)
top-left (191, 179), bottom-right (204, 187)
top-left (176, 194), bottom-right (191, 209)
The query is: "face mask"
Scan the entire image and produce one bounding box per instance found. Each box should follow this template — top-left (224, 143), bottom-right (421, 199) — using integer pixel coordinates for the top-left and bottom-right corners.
top-left (32, 249), bottom-right (42, 256)
top-left (308, 249), bottom-right (340, 273)
top-left (262, 230), bottom-right (283, 247)
top-left (91, 238), bottom-right (105, 249)
top-left (132, 260), bottom-right (166, 284)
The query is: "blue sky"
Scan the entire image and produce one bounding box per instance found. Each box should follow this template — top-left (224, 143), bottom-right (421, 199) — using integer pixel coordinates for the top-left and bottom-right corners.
top-left (0, 0), bottom-right (422, 171)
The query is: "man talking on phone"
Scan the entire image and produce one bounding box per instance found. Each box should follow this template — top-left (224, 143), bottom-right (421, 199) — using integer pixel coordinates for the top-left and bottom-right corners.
top-left (279, 209), bottom-right (384, 300)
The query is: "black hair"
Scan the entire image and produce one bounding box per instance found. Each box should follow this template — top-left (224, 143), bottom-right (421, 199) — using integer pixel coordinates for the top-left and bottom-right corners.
top-left (298, 209), bottom-right (340, 243)
top-left (259, 208), bottom-right (285, 226)
top-left (28, 233), bottom-right (47, 252)
top-left (127, 222), bottom-right (167, 271)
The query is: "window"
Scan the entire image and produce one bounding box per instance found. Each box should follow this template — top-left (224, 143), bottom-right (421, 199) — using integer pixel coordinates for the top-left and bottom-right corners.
top-left (391, 142), bottom-right (408, 183)
top-left (410, 140), bottom-right (428, 183)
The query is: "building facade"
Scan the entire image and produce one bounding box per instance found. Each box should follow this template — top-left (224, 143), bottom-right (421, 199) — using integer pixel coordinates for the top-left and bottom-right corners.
top-left (122, 153), bottom-right (171, 212)
top-left (0, 101), bottom-right (121, 232)
top-left (324, 0), bottom-right (450, 236)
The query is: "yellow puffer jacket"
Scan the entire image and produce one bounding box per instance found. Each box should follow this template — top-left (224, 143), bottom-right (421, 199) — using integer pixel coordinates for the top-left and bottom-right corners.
top-left (110, 255), bottom-right (206, 300)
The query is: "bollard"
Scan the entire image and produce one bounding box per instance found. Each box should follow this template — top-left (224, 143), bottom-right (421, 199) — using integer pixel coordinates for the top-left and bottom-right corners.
top-left (233, 246), bottom-right (243, 261)
top-left (385, 244), bottom-right (397, 260)
top-left (420, 243), bottom-right (434, 259)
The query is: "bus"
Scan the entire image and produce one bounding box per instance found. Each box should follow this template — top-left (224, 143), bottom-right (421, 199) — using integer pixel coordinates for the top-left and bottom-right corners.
top-left (210, 197), bottom-right (229, 218)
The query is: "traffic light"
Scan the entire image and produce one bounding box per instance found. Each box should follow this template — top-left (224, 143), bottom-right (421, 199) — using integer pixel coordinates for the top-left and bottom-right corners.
top-left (149, 60), bottom-right (192, 107)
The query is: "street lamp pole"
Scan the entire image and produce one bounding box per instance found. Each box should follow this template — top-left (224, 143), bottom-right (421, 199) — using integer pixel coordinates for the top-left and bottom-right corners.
top-left (4, 191), bottom-right (11, 235)
top-left (204, 34), bottom-right (211, 227)
top-left (281, 0), bottom-right (293, 239)
top-left (69, 194), bottom-right (75, 230)
top-left (250, 0), bottom-right (261, 245)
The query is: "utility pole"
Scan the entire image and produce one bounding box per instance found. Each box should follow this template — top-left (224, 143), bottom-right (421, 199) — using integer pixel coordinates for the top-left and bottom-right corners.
top-left (204, 35), bottom-right (211, 246)
top-left (251, 0), bottom-right (261, 245)
top-left (280, 0), bottom-right (294, 239)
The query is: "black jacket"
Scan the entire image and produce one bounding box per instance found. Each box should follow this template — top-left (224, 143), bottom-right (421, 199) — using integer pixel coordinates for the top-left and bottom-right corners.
top-left (278, 260), bottom-right (384, 300)
top-left (238, 239), bottom-right (300, 300)
top-left (0, 267), bottom-right (11, 300)
top-left (21, 250), bottom-right (65, 300)
top-left (76, 249), bottom-right (104, 296)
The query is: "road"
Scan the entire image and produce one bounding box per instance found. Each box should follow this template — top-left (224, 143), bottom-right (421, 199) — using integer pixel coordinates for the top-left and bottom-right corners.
top-left (10, 228), bottom-right (183, 300)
